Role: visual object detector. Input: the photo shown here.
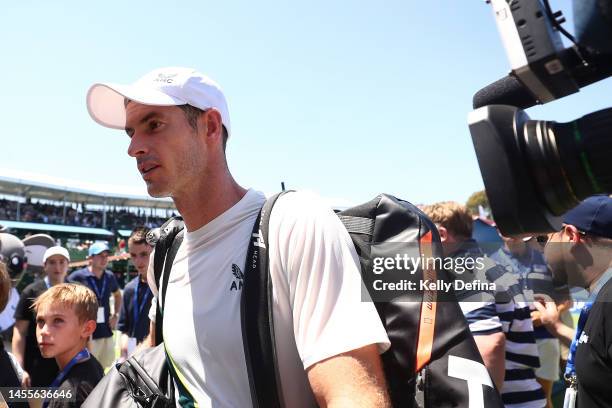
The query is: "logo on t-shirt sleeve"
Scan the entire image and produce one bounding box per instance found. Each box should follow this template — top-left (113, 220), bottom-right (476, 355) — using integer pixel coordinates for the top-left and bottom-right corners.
top-left (230, 264), bottom-right (244, 291)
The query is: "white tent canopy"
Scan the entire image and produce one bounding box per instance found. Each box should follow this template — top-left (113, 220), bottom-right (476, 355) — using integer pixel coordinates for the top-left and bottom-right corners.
top-left (0, 168), bottom-right (175, 210)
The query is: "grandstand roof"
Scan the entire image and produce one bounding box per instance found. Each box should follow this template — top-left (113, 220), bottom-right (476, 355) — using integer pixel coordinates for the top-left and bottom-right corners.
top-left (0, 220), bottom-right (114, 236)
top-left (0, 168), bottom-right (175, 210)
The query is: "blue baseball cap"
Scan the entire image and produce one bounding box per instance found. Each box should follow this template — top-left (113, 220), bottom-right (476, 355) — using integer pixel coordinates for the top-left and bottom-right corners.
top-left (563, 195), bottom-right (612, 239)
top-left (88, 242), bottom-right (110, 257)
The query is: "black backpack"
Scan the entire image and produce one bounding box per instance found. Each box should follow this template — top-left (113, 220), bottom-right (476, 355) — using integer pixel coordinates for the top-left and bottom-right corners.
top-left (153, 192), bottom-right (504, 408)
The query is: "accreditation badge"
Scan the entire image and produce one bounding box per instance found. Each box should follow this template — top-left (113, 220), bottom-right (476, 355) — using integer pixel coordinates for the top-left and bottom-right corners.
top-left (97, 307), bottom-right (105, 323)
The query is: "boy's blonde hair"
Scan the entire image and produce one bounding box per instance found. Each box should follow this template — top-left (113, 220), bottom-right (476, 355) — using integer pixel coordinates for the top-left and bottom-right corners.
top-left (422, 201), bottom-right (473, 239)
top-left (32, 283), bottom-right (98, 323)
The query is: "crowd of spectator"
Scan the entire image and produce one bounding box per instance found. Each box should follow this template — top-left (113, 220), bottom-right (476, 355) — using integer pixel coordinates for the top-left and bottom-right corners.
top-left (0, 197), bottom-right (175, 230)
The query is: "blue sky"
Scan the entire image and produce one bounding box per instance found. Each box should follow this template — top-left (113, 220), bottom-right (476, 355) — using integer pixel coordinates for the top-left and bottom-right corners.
top-left (1, 0), bottom-right (610, 207)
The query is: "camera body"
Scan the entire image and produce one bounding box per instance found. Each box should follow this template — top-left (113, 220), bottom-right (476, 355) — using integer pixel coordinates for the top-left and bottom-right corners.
top-left (469, 0), bottom-right (612, 235)
top-left (0, 233), bottom-right (26, 279)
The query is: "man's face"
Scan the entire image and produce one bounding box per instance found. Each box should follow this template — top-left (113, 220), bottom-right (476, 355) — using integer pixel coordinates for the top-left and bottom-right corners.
top-left (43, 255), bottom-right (68, 282)
top-left (90, 251), bottom-right (109, 270)
top-left (36, 304), bottom-right (91, 360)
top-left (502, 235), bottom-right (527, 256)
top-left (543, 228), bottom-right (610, 288)
top-left (128, 242), bottom-right (152, 278)
top-left (125, 103), bottom-right (205, 198)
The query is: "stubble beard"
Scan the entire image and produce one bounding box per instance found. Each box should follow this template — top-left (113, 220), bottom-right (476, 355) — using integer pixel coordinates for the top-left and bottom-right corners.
top-left (146, 139), bottom-right (204, 200)
top-left (146, 181), bottom-right (172, 198)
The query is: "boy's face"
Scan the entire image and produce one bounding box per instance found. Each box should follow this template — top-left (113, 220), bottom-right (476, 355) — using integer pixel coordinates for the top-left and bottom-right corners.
top-left (44, 255), bottom-right (69, 282)
top-left (36, 304), bottom-right (95, 360)
top-left (128, 242), bottom-right (152, 278)
top-left (90, 251), bottom-right (109, 270)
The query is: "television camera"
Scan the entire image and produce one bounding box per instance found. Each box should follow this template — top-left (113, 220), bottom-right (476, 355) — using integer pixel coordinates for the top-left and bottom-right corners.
top-left (468, 0), bottom-right (612, 235)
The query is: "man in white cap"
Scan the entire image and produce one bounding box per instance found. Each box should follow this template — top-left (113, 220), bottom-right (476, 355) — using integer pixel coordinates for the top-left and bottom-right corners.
top-left (86, 67), bottom-right (390, 407)
top-left (12, 246), bottom-right (70, 387)
top-left (68, 242), bottom-right (122, 370)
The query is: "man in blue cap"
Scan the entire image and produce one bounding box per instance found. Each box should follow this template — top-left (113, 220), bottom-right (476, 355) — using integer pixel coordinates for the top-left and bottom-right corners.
top-left (534, 195), bottom-right (612, 408)
top-left (68, 242), bottom-right (122, 369)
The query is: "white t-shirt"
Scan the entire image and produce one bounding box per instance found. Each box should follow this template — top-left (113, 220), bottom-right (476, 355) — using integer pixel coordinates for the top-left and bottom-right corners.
top-left (148, 189), bottom-right (390, 407)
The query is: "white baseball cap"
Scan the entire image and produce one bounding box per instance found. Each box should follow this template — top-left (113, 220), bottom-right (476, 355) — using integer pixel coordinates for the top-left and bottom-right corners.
top-left (43, 246), bottom-right (70, 263)
top-left (87, 67), bottom-right (231, 136)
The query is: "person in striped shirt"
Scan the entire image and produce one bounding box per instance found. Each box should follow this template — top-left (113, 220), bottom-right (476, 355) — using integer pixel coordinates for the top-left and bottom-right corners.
top-left (423, 202), bottom-right (546, 408)
top-left (491, 235), bottom-right (570, 408)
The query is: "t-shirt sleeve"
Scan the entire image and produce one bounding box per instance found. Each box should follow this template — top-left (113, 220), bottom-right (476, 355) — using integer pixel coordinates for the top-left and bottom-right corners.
top-left (146, 251), bottom-right (159, 323)
top-left (456, 257), bottom-right (502, 335)
top-left (148, 298), bottom-right (157, 323)
top-left (460, 302), bottom-right (503, 335)
top-left (109, 272), bottom-right (119, 293)
top-left (269, 191), bottom-right (390, 369)
top-left (146, 250), bottom-right (158, 296)
top-left (14, 286), bottom-right (34, 321)
top-left (67, 270), bottom-right (81, 284)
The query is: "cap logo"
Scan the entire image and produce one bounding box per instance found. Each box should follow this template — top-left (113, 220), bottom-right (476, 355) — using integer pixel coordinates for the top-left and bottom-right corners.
top-left (154, 73), bottom-right (178, 84)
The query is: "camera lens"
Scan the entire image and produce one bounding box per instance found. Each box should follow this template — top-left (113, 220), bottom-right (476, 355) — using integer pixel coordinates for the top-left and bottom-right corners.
top-left (523, 107), bottom-right (612, 215)
top-left (468, 105), bottom-right (612, 235)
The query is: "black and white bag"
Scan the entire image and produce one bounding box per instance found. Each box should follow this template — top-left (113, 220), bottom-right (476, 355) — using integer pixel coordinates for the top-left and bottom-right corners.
top-left (144, 192), bottom-right (505, 408)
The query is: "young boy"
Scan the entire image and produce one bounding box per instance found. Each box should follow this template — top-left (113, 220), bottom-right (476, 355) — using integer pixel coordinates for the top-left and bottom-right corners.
top-left (117, 227), bottom-right (153, 360)
top-left (33, 283), bottom-right (104, 408)
top-left (13, 246), bottom-right (71, 388)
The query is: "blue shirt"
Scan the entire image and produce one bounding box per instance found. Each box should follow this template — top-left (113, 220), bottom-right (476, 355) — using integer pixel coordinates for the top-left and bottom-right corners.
top-left (117, 276), bottom-right (152, 342)
top-left (68, 267), bottom-right (119, 339)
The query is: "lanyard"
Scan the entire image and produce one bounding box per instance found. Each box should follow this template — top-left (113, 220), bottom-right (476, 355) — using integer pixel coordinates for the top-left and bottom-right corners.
top-left (565, 302), bottom-right (592, 379)
top-left (133, 280), bottom-right (152, 335)
top-left (565, 270), bottom-right (612, 380)
top-left (43, 348), bottom-right (90, 408)
top-left (87, 273), bottom-right (107, 301)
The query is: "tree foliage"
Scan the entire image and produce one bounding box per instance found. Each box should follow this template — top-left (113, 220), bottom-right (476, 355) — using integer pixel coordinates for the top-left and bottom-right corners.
top-left (466, 190), bottom-right (490, 215)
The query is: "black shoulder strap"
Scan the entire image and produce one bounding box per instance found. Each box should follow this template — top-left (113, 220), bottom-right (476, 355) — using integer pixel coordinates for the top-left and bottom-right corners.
top-left (151, 217), bottom-right (185, 346)
top-left (241, 192), bottom-right (289, 408)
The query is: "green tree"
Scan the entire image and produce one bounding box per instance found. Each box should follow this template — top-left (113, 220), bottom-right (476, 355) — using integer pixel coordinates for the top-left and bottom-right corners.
top-left (466, 190), bottom-right (490, 216)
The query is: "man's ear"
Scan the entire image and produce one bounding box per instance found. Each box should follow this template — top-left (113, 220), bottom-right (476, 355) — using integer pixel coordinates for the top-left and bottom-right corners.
top-left (81, 320), bottom-right (97, 339)
top-left (437, 226), bottom-right (449, 242)
top-left (200, 109), bottom-right (223, 146)
top-left (563, 224), bottom-right (583, 244)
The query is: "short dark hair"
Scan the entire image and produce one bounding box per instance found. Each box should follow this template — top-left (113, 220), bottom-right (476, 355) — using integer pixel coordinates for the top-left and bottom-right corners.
top-left (128, 226), bottom-right (150, 247)
top-left (177, 104), bottom-right (228, 151)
